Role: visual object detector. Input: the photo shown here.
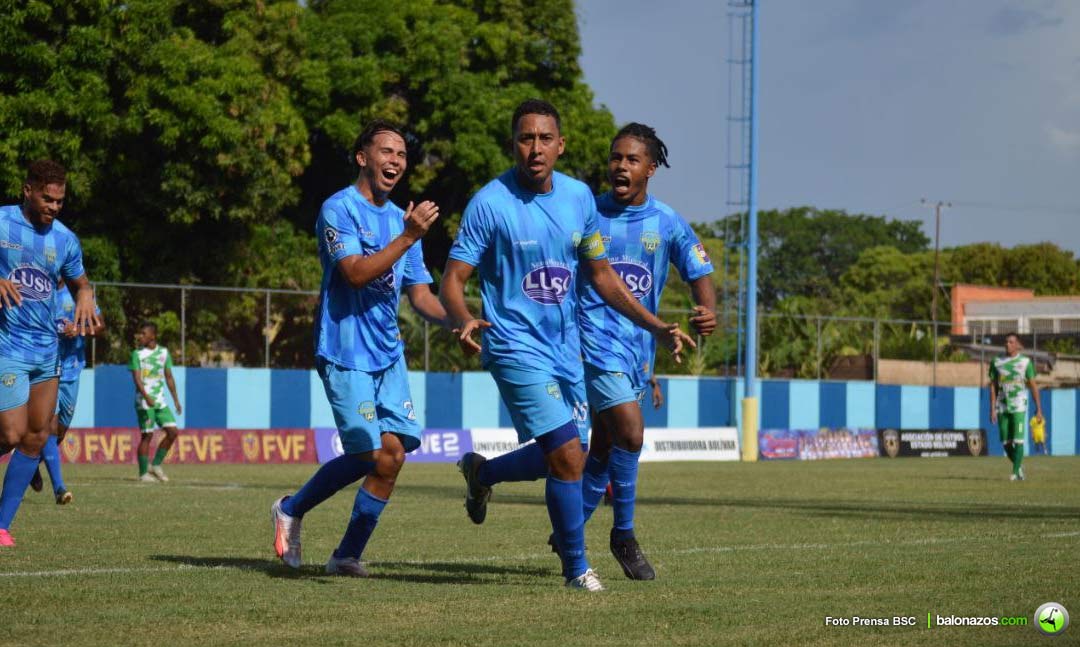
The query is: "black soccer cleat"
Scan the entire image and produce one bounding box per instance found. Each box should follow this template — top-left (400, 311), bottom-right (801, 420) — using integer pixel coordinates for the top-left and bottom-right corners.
top-left (610, 530), bottom-right (656, 581)
top-left (29, 467), bottom-right (43, 493)
top-left (457, 452), bottom-right (491, 525)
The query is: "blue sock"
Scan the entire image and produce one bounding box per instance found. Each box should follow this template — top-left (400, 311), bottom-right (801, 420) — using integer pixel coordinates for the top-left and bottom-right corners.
top-left (282, 454), bottom-right (375, 517)
top-left (581, 454), bottom-right (609, 524)
top-left (0, 450), bottom-right (40, 529)
top-left (477, 443), bottom-right (548, 487)
top-left (41, 435), bottom-right (65, 494)
top-left (609, 446), bottom-right (641, 535)
top-left (546, 476), bottom-right (588, 580)
top-left (333, 487), bottom-right (388, 560)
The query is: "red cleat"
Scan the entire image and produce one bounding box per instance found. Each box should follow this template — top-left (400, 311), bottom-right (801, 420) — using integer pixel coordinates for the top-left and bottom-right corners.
top-left (0, 529), bottom-right (14, 547)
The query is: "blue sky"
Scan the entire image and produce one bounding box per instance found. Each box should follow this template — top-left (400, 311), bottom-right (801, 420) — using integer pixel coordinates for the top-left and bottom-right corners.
top-left (577, 0), bottom-right (1080, 254)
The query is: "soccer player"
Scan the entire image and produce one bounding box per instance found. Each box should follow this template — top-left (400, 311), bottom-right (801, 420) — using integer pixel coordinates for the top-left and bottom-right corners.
top-left (0, 159), bottom-right (100, 547)
top-left (989, 332), bottom-right (1043, 481)
top-left (270, 119), bottom-right (446, 577)
top-left (440, 99), bottom-right (693, 591)
top-left (573, 123), bottom-right (716, 580)
top-left (130, 322), bottom-right (182, 482)
top-left (28, 281), bottom-right (104, 503)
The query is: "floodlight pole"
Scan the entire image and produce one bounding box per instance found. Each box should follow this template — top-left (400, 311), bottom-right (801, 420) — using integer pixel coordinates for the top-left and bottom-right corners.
top-left (741, 0), bottom-right (760, 461)
top-left (922, 199), bottom-right (950, 388)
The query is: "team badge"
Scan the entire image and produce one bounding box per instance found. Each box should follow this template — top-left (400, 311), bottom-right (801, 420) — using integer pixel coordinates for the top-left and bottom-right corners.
top-left (45, 248), bottom-right (57, 264)
top-left (546, 382), bottom-right (561, 400)
top-left (641, 232), bottom-right (661, 253)
top-left (1, 374), bottom-right (15, 388)
top-left (358, 401), bottom-right (376, 422)
top-left (571, 232), bottom-right (582, 247)
top-left (239, 432), bottom-right (258, 462)
top-left (966, 429), bottom-right (984, 456)
top-left (693, 242), bottom-right (711, 265)
top-left (881, 429), bottom-right (900, 458)
top-left (62, 433), bottom-right (81, 463)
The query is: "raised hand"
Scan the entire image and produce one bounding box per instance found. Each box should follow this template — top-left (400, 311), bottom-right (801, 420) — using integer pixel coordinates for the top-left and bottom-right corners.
top-left (403, 200), bottom-right (440, 241)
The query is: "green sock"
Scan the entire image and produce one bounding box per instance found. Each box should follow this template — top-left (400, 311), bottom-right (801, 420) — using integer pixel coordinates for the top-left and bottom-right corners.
top-left (152, 446), bottom-right (169, 466)
top-left (1003, 443), bottom-right (1014, 461)
top-left (138, 455), bottom-right (149, 476)
top-left (1012, 444), bottom-right (1024, 476)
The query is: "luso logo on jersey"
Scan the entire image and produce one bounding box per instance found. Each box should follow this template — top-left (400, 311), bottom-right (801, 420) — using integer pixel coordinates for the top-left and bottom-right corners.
top-left (522, 265), bottom-right (572, 305)
top-left (611, 260), bottom-right (653, 299)
top-left (9, 265), bottom-right (52, 301)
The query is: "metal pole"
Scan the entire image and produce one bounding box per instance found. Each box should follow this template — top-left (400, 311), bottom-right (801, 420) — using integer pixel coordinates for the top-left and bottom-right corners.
top-left (424, 321), bottom-right (430, 372)
top-left (873, 319), bottom-right (880, 383)
top-left (744, 0), bottom-right (760, 398)
top-left (816, 317), bottom-right (823, 379)
top-left (180, 288), bottom-right (186, 366)
top-left (265, 290), bottom-right (271, 368)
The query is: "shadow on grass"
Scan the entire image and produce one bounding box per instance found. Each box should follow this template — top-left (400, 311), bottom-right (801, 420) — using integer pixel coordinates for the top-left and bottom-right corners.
top-left (150, 555), bottom-right (555, 585)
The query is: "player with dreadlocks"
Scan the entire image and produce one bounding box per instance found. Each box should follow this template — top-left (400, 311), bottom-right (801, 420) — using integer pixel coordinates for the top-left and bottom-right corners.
top-left (454, 123), bottom-right (716, 581)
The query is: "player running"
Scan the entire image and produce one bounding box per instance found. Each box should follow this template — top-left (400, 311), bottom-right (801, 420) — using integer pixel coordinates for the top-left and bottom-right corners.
top-left (0, 160), bottom-right (99, 547)
top-left (130, 322), bottom-right (182, 482)
top-left (440, 100), bottom-right (694, 591)
top-left (271, 120), bottom-right (447, 576)
top-left (988, 332), bottom-right (1043, 481)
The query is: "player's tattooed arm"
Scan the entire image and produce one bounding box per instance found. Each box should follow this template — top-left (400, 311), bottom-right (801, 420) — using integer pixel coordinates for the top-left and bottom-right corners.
top-left (584, 258), bottom-right (696, 363)
top-left (439, 259), bottom-right (491, 356)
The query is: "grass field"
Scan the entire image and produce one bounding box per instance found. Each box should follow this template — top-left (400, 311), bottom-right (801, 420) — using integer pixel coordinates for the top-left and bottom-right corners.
top-left (2, 456), bottom-right (1078, 647)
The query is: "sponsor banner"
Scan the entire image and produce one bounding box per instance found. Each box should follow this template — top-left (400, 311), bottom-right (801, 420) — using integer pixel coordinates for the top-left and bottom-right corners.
top-left (878, 429), bottom-right (988, 458)
top-left (314, 427), bottom-right (472, 464)
top-left (642, 427), bottom-right (740, 461)
top-left (760, 428), bottom-right (879, 461)
top-left (467, 428), bottom-right (529, 459)
top-left (59, 428), bottom-right (316, 464)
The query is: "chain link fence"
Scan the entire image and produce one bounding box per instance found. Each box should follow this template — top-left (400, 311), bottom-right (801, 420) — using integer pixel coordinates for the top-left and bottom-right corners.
top-left (85, 282), bottom-right (1078, 382)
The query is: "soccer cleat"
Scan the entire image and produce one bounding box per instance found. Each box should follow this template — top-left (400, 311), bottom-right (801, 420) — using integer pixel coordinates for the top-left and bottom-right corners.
top-left (149, 465), bottom-right (169, 482)
top-left (565, 568), bottom-right (604, 592)
top-left (457, 452), bottom-right (491, 525)
top-left (55, 489), bottom-right (73, 505)
top-left (610, 530), bottom-right (656, 580)
top-left (0, 529), bottom-right (14, 547)
top-left (139, 473), bottom-right (156, 483)
top-left (29, 467), bottom-right (43, 493)
top-left (1017, 468), bottom-right (1025, 481)
top-left (326, 555), bottom-right (370, 578)
top-left (271, 496), bottom-right (303, 568)
top-left (1010, 474), bottom-right (1018, 481)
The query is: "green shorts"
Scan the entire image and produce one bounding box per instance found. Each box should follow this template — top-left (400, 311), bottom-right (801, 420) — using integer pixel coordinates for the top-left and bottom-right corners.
top-left (997, 411), bottom-right (1026, 444)
top-left (137, 406), bottom-right (177, 434)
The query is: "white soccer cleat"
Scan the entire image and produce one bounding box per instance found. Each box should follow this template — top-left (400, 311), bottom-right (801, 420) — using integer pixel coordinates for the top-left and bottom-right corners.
top-left (326, 555), bottom-right (370, 578)
top-left (271, 496), bottom-right (302, 568)
top-left (139, 473), bottom-right (156, 483)
top-left (1017, 468), bottom-right (1025, 481)
top-left (565, 568), bottom-right (605, 592)
top-left (149, 465), bottom-right (169, 482)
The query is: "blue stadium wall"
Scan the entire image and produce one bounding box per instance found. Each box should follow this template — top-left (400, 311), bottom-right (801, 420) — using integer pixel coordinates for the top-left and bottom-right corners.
top-left (80, 367), bottom-right (1080, 457)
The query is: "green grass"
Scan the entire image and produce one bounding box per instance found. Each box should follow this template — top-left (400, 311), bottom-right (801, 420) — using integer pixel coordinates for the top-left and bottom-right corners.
top-left (3, 457), bottom-right (1078, 647)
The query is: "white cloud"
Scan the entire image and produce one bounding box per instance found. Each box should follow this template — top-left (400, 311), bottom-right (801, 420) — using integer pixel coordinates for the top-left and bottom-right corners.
top-left (1046, 124), bottom-right (1080, 154)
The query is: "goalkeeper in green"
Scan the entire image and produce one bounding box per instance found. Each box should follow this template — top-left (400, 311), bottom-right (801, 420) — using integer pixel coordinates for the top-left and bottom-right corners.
top-left (988, 333), bottom-right (1043, 481)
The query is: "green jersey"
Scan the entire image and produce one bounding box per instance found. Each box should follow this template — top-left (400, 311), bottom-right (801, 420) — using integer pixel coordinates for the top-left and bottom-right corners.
top-left (989, 354), bottom-right (1035, 414)
top-left (130, 345), bottom-right (173, 410)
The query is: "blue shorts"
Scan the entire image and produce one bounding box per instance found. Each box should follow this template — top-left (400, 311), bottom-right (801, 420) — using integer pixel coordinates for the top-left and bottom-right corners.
top-left (584, 362), bottom-right (645, 413)
top-left (56, 377), bottom-right (80, 428)
top-left (0, 356), bottom-right (60, 412)
top-left (491, 366), bottom-right (589, 444)
top-left (317, 355), bottom-right (421, 454)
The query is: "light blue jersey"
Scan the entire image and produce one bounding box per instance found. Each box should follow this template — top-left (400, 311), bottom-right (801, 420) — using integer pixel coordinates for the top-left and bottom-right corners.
top-left (577, 193), bottom-right (714, 387)
top-left (0, 204), bottom-right (85, 364)
top-left (449, 170), bottom-right (606, 383)
top-left (314, 185), bottom-right (432, 372)
top-left (54, 283), bottom-right (99, 382)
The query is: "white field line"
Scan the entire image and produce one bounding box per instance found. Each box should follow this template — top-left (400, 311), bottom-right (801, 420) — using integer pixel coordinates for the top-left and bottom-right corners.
top-left (1, 530), bottom-right (1075, 579)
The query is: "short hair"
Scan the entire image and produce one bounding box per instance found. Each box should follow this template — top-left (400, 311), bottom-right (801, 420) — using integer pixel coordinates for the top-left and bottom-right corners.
top-left (140, 321), bottom-right (158, 334)
top-left (351, 119), bottom-right (406, 161)
top-left (511, 99), bottom-right (561, 135)
top-left (1005, 332), bottom-right (1020, 342)
top-left (613, 122), bottom-right (670, 168)
top-left (25, 159), bottom-right (67, 189)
